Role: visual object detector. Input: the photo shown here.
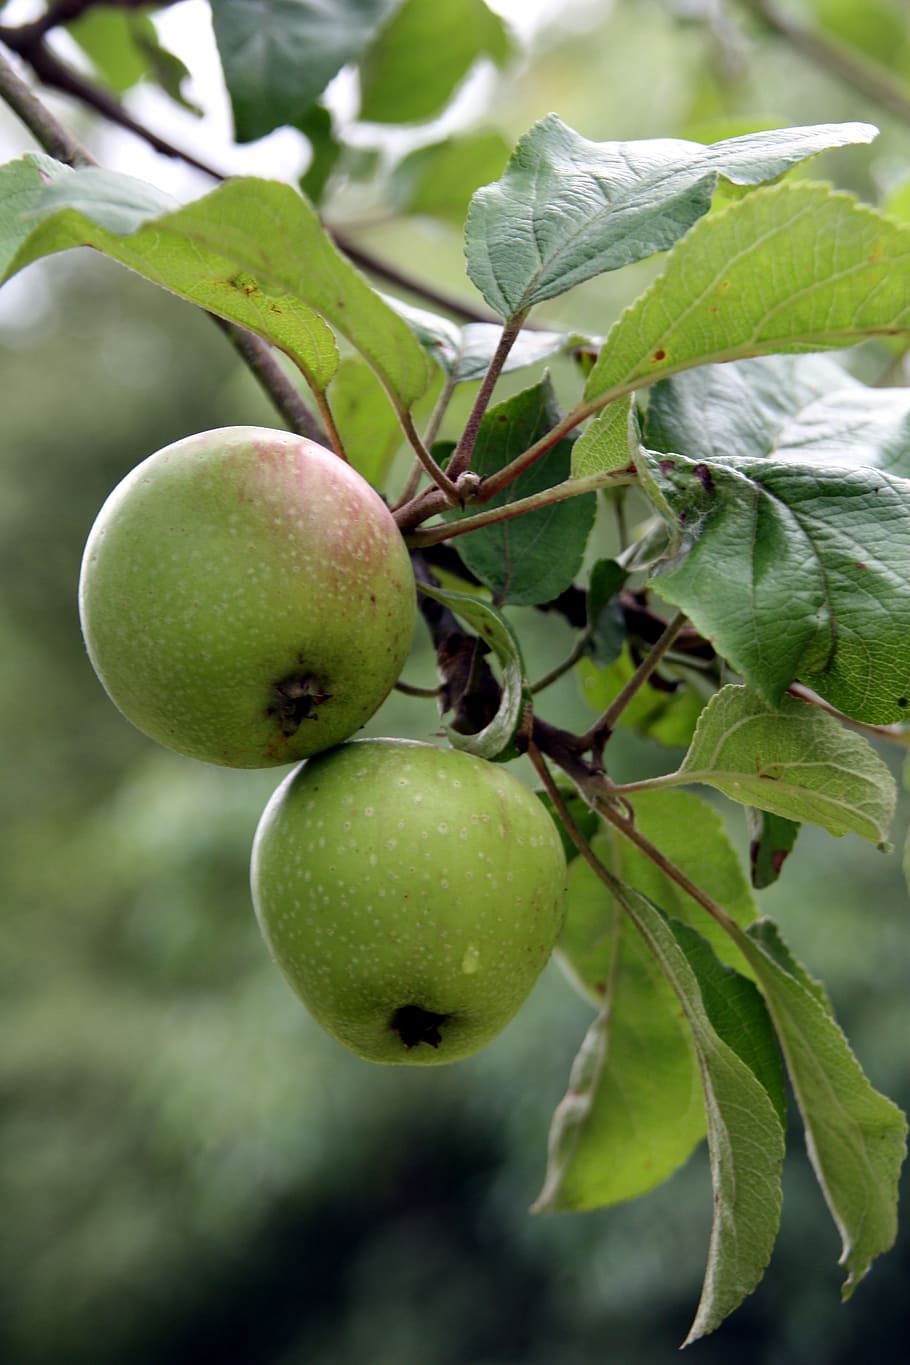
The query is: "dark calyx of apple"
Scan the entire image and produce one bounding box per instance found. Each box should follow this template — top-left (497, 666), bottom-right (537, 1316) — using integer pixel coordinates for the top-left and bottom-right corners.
top-left (268, 671), bottom-right (333, 736)
top-left (391, 1005), bottom-right (451, 1049)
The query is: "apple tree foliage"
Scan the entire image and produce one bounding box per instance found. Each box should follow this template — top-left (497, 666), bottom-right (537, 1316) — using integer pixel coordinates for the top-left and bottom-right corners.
top-left (1, 0), bottom-right (909, 1344)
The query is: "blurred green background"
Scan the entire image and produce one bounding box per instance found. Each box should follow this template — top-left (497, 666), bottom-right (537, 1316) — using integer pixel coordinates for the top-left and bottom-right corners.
top-left (2, 1), bottom-right (910, 1360)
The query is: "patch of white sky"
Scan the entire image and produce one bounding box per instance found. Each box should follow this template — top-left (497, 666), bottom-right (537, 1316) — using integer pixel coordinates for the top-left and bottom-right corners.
top-left (0, 0), bottom-right (604, 325)
top-left (0, 0), bottom-right (606, 190)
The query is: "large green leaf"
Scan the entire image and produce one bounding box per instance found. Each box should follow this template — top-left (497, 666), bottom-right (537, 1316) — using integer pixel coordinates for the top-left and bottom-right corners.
top-left (731, 919), bottom-right (908, 1297)
top-left (638, 447), bottom-right (910, 725)
top-left (446, 378), bottom-right (596, 605)
top-left (585, 183), bottom-right (910, 403)
top-left (644, 354), bottom-right (858, 462)
top-left (541, 791), bottom-right (760, 1215)
top-left (540, 847), bottom-right (706, 1213)
top-left (359, 0), bottom-right (510, 124)
top-left (672, 920), bottom-right (786, 1130)
top-left (672, 686), bottom-right (896, 842)
top-left (647, 357), bottom-right (910, 477)
top-left (465, 117), bottom-right (876, 319)
top-left (0, 158), bottom-right (430, 408)
top-left (614, 884), bottom-right (785, 1344)
top-left (210, 0), bottom-right (401, 141)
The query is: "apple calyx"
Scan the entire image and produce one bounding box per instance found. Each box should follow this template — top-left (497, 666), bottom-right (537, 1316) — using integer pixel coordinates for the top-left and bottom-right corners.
top-left (267, 671), bottom-right (333, 737)
top-left (391, 1005), bottom-right (450, 1050)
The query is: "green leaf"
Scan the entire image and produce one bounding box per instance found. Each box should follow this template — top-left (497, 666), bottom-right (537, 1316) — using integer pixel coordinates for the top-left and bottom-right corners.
top-left (384, 296), bottom-right (581, 384)
top-left (415, 582), bottom-right (530, 760)
top-left (466, 116), bottom-right (877, 319)
top-left (539, 791), bottom-right (761, 1221)
top-left (391, 132), bottom-right (511, 224)
top-left (578, 647), bottom-right (706, 748)
top-left (675, 685), bottom-right (896, 843)
top-left (731, 918), bottom-right (908, 1297)
top-left (639, 446), bottom-right (910, 725)
top-left (612, 883), bottom-right (785, 1344)
top-left (647, 356), bottom-right (910, 477)
top-left (446, 378), bottom-right (596, 605)
top-left (883, 170), bottom-right (910, 223)
top-left (130, 17), bottom-right (204, 115)
top-left (327, 356), bottom-right (402, 485)
top-left (585, 558), bottom-right (627, 667)
top-left (0, 154), bottom-right (68, 267)
top-left (572, 396), bottom-right (633, 478)
top-left (746, 808), bottom-right (801, 890)
top-left (67, 8), bottom-right (150, 97)
top-left (68, 6), bottom-right (202, 112)
top-left (540, 853), bottom-right (706, 1212)
top-left (671, 920), bottom-right (787, 1130)
top-left (359, 0), bottom-right (511, 125)
top-left (210, 0), bottom-right (401, 141)
top-left (1, 159), bottom-right (431, 408)
top-left (644, 354), bottom-right (859, 462)
top-left (585, 183), bottom-right (910, 403)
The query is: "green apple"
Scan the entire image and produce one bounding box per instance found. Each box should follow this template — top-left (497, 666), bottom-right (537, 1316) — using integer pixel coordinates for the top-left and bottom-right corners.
top-left (251, 739), bottom-right (568, 1065)
top-left (79, 427), bottom-right (416, 767)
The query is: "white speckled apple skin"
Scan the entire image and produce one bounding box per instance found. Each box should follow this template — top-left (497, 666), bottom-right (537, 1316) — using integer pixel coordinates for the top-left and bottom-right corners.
top-left (251, 739), bottom-right (568, 1065)
top-left (79, 427), bottom-right (416, 767)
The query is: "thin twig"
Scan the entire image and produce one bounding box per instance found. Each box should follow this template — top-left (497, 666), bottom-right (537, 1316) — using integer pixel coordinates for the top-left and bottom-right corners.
top-left (399, 409), bottom-right (460, 501)
top-left (597, 797), bottom-right (739, 935)
top-left (738, 0), bottom-right (910, 125)
top-left (478, 401), bottom-right (594, 499)
top-left (406, 468), bottom-right (637, 547)
top-left (575, 610), bottom-right (688, 758)
top-left (0, 24), bottom-right (230, 178)
top-left (446, 311), bottom-right (528, 480)
top-left (395, 679), bottom-right (441, 699)
top-left (338, 237), bottom-right (497, 324)
top-left (0, 44), bottom-right (93, 165)
top-left (530, 630), bottom-right (593, 695)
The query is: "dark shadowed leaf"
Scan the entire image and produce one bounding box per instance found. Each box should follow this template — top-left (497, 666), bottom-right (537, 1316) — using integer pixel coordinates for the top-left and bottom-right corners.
top-left (639, 448), bottom-right (910, 725)
top-left (746, 808), bottom-right (801, 889)
top-left (415, 582), bottom-right (530, 761)
top-left (647, 356), bottom-right (910, 477)
top-left (447, 378), bottom-right (596, 605)
top-left (211, 0), bottom-right (401, 141)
